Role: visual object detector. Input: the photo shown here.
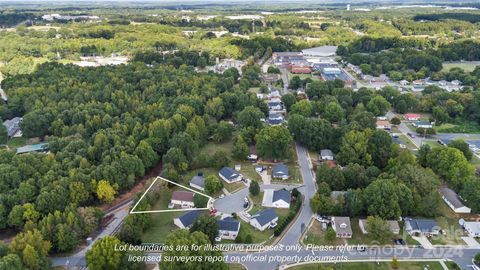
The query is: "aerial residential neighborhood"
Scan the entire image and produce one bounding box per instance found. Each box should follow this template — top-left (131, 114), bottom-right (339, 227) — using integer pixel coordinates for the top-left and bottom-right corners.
top-left (1, 0), bottom-right (480, 270)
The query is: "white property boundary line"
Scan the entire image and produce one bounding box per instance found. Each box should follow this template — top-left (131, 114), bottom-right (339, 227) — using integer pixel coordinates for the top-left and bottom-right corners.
top-left (130, 176), bottom-right (214, 214)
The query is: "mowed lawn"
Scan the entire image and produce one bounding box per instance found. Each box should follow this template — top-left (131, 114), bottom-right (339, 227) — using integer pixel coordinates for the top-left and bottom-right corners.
top-left (289, 261), bottom-right (450, 270)
top-left (140, 186), bottom-right (206, 243)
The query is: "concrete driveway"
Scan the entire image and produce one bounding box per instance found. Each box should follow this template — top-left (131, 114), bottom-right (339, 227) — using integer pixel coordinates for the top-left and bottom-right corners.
top-left (213, 188), bottom-right (248, 214)
top-left (412, 235), bottom-right (434, 249)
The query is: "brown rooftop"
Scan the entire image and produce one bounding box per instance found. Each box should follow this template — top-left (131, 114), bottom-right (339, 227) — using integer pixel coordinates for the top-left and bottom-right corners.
top-left (171, 191), bottom-right (194, 202)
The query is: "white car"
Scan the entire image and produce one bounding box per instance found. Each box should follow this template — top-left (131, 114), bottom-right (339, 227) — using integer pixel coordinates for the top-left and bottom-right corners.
top-left (399, 144), bottom-right (406, 149)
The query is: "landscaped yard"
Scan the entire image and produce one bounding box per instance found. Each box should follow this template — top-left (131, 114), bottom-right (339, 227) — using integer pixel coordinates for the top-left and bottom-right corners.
top-left (303, 220), bottom-right (345, 246)
top-left (141, 187), bottom-right (199, 243)
top-left (289, 261), bottom-right (452, 270)
top-left (430, 205), bottom-right (467, 245)
top-left (228, 263), bottom-right (246, 270)
top-left (236, 219), bottom-right (274, 244)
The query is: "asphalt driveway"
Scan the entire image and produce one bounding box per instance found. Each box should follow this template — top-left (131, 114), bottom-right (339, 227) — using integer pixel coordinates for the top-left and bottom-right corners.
top-left (213, 188), bottom-right (248, 214)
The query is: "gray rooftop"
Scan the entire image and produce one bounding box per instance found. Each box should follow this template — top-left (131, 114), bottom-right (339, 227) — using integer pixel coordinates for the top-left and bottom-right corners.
top-left (3, 117), bottom-right (22, 137)
top-left (252, 208), bottom-right (277, 226)
top-left (439, 187), bottom-right (466, 209)
top-left (320, 149), bottom-right (333, 157)
top-left (302, 46), bottom-right (338, 56)
top-left (333, 216), bottom-right (352, 235)
top-left (217, 218), bottom-right (240, 232)
top-left (272, 164), bottom-right (289, 178)
top-left (190, 175), bottom-right (205, 188)
top-left (406, 219), bottom-right (439, 233)
top-left (178, 210), bottom-right (201, 227)
top-left (219, 167), bottom-right (240, 180)
top-left (273, 189), bottom-right (291, 204)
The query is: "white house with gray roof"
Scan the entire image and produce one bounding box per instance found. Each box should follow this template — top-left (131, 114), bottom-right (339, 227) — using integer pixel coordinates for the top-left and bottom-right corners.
top-left (439, 187), bottom-right (471, 214)
top-left (250, 208), bottom-right (278, 231)
top-left (405, 218), bottom-right (440, 236)
top-left (262, 189), bottom-right (291, 208)
top-left (319, 149), bottom-right (334, 161)
top-left (174, 210), bottom-right (201, 229)
top-left (218, 167), bottom-right (242, 183)
top-left (217, 217), bottom-right (240, 240)
top-left (459, 219), bottom-right (480, 237)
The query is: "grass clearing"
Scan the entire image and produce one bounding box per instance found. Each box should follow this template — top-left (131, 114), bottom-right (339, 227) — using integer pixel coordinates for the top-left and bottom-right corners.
top-left (289, 261), bottom-right (450, 270)
top-left (228, 264), bottom-right (246, 270)
top-left (434, 121), bottom-right (480, 134)
top-left (398, 134), bottom-right (417, 150)
top-left (236, 219), bottom-right (273, 244)
top-left (442, 62), bottom-right (479, 72)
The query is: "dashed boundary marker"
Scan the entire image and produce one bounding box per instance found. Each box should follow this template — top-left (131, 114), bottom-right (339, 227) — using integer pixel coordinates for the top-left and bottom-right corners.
top-left (130, 176), bottom-right (214, 214)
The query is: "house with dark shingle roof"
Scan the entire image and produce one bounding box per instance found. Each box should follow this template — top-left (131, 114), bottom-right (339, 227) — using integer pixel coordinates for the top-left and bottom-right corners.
top-left (272, 164), bottom-right (289, 180)
top-left (171, 191), bottom-right (195, 208)
top-left (439, 187), bottom-right (471, 214)
top-left (405, 218), bottom-right (440, 236)
top-left (319, 149), bottom-right (334, 161)
top-left (173, 210), bottom-right (201, 229)
top-left (249, 208), bottom-right (278, 231)
top-left (3, 117), bottom-right (22, 139)
top-left (190, 174), bottom-right (205, 191)
top-left (262, 189), bottom-right (291, 208)
top-left (218, 167), bottom-right (242, 183)
top-left (217, 217), bottom-right (240, 240)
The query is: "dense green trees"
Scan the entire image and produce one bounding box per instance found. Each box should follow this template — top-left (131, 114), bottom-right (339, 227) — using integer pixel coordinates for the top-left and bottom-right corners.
top-left (255, 126), bottom-right (292, 160)
top-left (204, 175), bottom-right (223, 195)
top-left (189, 215), bottom-right (219, 244)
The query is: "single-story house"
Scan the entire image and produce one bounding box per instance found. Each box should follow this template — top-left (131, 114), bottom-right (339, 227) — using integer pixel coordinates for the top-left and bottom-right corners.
top-left (262, 189), bottom-right (291, 208)
top-left (439, 187), bottom-right (471, 214)
top-left (331, 216), bottom-right (352, 238)
top-left (218, 167), bottom-right (242, 183)
top-left (319, 149), bottom-right (334, 161)
top-left (376, 120), bottom-right (391, 130)
top-left (217, 217), bottom-right (241, 240)
top-left (16, 143), bottom-right (49, 155)
top-left (404, 113), bottom-right (421, 121)
top-left (272, 164), bottom-right (289, 180)
top-left (359, 219), bottom-right (400, 234)
top-left (250, 208), bottom-right (278, 231)
top-left (3, 117), bottom-right (22, 139)
top-left (459, 219), bottom-right (480, 237)
top-left (171, 191), bottom-right (195, 208)
top-left (413, 121), bottom-right (433, 129)
top-left (174, 210), bottom-right (202, 229)
top-left (190, 174), bottom-right (205, 191)
top-left (405, 219), bottom-right (440, 236)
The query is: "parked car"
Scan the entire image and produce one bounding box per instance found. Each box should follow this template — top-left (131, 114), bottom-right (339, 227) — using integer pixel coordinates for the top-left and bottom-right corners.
top-left (407, 132), bottom-right (415, 138)
top-left (243, 202), bottom-right (249, 208)
top-left (392, 134), bottom-right (399, 138)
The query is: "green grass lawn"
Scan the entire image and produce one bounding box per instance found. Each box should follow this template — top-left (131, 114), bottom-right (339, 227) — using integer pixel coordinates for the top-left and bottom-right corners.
top-left (236, 219), bottom-right (273, 244)
top-left (141, 187), bottom-right (198, 243)
top-left (434, 121), bottom-right (480, 134)
top-left (228, 264), bottom-right (246, 270)
top-left (442, 62), bottom-right (479, 72)
top-left (6, 137), bottom-right (27, 148)
top-left (398, 134), bottom-right (418, 150)
top-left (248, 192), bottom-right (265, 215)
top-left (289, 261), bottom-right (450, 270)
top-left (430, 205), bottom-right (467, 245)
top-left (200, 140), bottom-right (234, 156)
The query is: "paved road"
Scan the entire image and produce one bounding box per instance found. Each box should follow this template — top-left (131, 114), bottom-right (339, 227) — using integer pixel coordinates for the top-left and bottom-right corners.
top-left (277, 144), bottom-right (316, 246)
top-left (214, 188), bottom-right (249, 214)
top-left (51, 202), bottom-right (132, 267)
